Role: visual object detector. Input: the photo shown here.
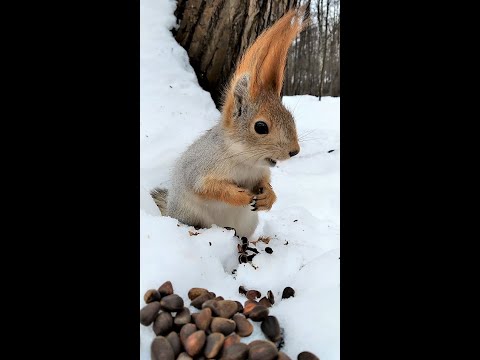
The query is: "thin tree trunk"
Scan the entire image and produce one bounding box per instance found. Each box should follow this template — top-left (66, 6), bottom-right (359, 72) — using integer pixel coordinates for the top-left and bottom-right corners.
top-left (317, 0), bottom-right (323, 97)
top-left (311, 26), bottom-right (315, 94)
top-left (319, 0), bottom-right (330, 100)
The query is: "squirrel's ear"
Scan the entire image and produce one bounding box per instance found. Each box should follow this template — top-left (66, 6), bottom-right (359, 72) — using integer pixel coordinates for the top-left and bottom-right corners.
top-left (233, 74), bottom-right (250, 118)
top-left (231, 6), bottom-right (308, 98)
top-left (220, 74), bottom-right (251, 127)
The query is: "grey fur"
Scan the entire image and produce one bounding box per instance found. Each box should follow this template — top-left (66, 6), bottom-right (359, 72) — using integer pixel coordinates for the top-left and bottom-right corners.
top-left (234, 74), bottom-right (250, 116)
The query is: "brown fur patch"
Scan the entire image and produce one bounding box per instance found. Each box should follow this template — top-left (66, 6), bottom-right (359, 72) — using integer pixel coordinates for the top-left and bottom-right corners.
top-left (196, 177), bottom-right (255, 207)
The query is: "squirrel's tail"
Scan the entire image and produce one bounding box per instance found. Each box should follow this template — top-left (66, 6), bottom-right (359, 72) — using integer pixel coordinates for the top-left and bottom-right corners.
top-left (150, 188), bottom-right (168, 215)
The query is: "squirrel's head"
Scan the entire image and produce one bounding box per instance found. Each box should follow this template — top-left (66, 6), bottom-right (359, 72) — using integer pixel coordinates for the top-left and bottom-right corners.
top-left (220, 6), bottom-right (308, 167)
top-left (223, 74), bottom-right (300, 167)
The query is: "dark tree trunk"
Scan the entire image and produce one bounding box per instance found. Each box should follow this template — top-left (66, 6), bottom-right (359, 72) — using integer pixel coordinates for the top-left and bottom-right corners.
top-left (172, 0), bottom-right (298, 109)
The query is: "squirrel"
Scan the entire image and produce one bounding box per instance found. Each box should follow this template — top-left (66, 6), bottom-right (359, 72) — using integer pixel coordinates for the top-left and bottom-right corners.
top-left (151, 6), bottom-right (309, 239)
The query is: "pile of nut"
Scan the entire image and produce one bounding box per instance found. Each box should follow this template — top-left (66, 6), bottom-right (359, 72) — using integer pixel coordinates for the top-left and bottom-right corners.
top-left (140, 281), bottom-right (319, 360)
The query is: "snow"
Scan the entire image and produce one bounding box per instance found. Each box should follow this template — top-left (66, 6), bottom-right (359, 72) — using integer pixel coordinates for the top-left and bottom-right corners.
top-left (140, 1), bottom-right (339, 359)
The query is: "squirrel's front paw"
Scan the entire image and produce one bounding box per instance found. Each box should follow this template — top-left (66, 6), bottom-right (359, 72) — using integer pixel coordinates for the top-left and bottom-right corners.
top-left (234, 188), bottom-right (256, 207)
top-left (251, 185), bottom-right (277, 211)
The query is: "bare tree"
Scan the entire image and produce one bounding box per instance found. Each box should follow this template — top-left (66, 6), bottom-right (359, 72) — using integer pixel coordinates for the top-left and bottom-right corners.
top-left (329, 2), bottom-right (340, 97)
top-left (281, 0), bottom-right (339, 98)
top-left (318, 0), bottom-right (330, 100)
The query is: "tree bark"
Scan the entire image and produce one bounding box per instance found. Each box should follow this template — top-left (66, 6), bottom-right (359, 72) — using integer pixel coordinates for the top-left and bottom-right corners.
top-left (173, 0), bottom-right (298, 109)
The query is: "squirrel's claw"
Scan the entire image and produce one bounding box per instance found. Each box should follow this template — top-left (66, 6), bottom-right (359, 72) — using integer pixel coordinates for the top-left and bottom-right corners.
top-left (249, 198), bottom-right (257, 211)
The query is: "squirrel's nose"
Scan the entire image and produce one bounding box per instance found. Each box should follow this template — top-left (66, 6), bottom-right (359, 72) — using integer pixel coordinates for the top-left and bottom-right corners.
top-left (289, 150), bottom-right (299, 157)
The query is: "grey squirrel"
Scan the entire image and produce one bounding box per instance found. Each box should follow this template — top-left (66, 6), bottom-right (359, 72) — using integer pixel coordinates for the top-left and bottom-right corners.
top-left (151, 6), bottom-right (308, 238)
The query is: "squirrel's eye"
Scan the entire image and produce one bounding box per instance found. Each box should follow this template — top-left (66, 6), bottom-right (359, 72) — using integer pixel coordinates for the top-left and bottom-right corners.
top-left (254, 121), bottom-right (269, 134)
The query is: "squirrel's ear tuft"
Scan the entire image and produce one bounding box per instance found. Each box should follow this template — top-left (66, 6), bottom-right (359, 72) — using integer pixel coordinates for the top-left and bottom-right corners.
top-left (232, 5), bottom-right (309, 98)
top-left (233, 74), bottom-right (250, 118)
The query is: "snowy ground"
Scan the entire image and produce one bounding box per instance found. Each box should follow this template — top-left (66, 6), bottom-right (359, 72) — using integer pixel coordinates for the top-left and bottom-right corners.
top-left (140, 1), bottom-right (339, 359)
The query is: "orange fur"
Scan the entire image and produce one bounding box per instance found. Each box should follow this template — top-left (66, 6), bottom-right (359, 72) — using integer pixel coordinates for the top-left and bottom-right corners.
top-left (196, 178), bottom-right (255, 206)
top-left (222, 5), bottom-right (309, 122)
